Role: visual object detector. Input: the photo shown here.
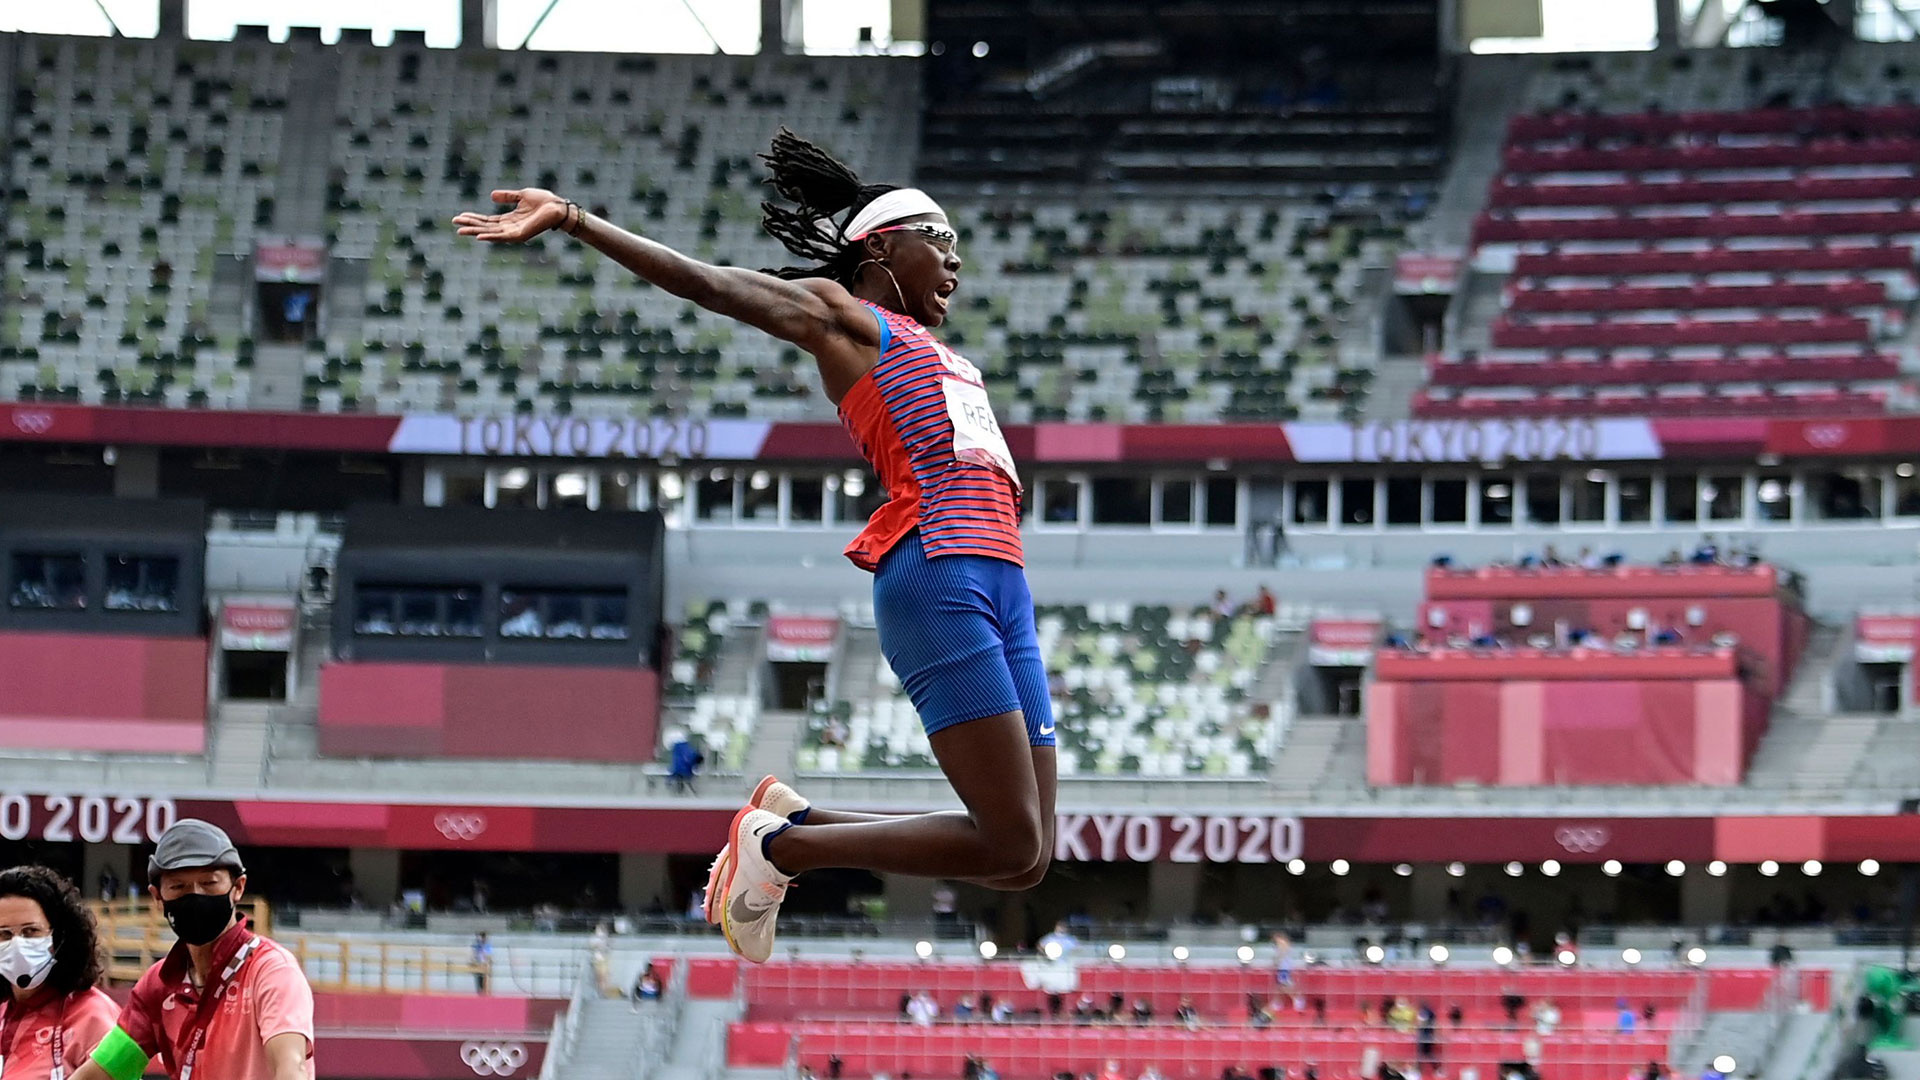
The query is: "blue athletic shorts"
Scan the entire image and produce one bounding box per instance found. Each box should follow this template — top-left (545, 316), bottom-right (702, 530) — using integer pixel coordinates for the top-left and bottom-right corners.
top-left (872, 531), bottom-right (1056, 747)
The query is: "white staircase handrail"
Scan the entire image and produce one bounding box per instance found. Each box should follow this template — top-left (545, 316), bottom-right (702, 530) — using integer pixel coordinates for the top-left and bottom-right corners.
top-left (536, 957), bottom-right (593, 1080)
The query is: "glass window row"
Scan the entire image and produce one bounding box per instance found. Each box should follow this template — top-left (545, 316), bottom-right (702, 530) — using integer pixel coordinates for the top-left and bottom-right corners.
top-left (425, 463), bottom-right (1920, 533)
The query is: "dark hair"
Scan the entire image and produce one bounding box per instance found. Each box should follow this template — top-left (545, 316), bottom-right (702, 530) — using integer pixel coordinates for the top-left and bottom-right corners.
top-left (0, 866), bottom-right (104, 997)
top-left (758, 127), bottom-right (897, 284)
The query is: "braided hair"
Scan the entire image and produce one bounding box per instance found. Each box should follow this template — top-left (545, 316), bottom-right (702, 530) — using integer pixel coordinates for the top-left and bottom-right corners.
top-left (758, 127), bottom-right (897, 284)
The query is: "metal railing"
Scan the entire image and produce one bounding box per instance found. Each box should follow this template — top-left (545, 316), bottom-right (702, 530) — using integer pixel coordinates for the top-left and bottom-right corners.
top-left (536, 959), bottom-right (592, 1080)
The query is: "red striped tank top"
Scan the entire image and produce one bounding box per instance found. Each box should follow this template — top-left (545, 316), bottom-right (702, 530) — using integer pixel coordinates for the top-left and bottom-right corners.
top-left (837, 301), bottom-right (1024, 572)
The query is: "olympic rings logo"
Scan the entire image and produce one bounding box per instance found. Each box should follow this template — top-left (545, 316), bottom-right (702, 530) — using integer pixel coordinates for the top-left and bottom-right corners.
top-left (435, 812), bottom-right (488, 841)
top-left (1554, 826), bottom-right (1611, 854)
top-left (11, 410), bottom-right (53, 434)
top-left (1803, 423), bottom-right (1848, 449)
top-left (460, 1041), bottom-right (528, 1077)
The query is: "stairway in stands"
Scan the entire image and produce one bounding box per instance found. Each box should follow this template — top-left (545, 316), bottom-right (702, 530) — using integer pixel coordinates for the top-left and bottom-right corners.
top-left (1745, 623), bottom-right (1890, 797)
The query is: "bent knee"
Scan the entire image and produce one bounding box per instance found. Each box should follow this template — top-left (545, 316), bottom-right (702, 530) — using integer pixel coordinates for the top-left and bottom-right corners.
top-left (990, 852), bottom-right (1051, 892)
top-left (975, 818), bottom-right (1045, 880)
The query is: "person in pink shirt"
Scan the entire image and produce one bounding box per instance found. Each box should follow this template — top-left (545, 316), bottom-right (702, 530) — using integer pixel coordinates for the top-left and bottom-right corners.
top-left (71, 819), bottom-right (314, 1080)
top-left (0, 866), bottom-right (118, 1080)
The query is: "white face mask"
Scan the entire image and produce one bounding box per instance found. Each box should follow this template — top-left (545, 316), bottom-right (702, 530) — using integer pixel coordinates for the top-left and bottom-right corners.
top-left (0, 937), bottom-right (55, 993)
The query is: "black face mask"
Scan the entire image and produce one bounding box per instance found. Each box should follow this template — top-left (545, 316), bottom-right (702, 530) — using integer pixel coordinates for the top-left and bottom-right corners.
top-left (163, 892), bottom-right (236, 946)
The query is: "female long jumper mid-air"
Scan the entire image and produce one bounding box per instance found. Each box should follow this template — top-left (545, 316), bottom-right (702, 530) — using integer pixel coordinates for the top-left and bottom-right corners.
top-left (455, 129), bottom-right (1056, 962)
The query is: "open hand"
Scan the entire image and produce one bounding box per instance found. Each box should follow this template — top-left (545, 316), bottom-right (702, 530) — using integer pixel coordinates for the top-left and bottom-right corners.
top-left (452, 188), bottom-right (569, 243)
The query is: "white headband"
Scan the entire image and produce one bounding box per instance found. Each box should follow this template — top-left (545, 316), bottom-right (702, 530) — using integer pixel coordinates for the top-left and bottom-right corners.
top-left (841, 188), bottom-right (947, 243)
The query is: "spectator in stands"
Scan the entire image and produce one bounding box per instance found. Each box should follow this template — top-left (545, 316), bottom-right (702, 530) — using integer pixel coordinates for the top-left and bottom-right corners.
top-left (1175, 996), bottom-right (1199, 1030)
top-left (668, 735), bottom-right (705, 795)
top-left (1500, 988), bottom-right (1525, 1026)
top-left (0, 866), bottom-right (117, 1080)
top-left (471, 932), bottom-right (492, 994)
top-left (1416, 1003), bottom-right (1438, 1062)
top-left (1132, 999), bottom-right (1153, 1025)
top-left (1038, 921), bottom-right (1079, 958)
top-left (1541, 545), bottom-right (1565, 568)
top-left (633, 968), bottom-right (662, 1002)
top-left (1530, 999), bottom-right (1560, 1036)
top-left (1213, 590), bottom-right (1235, 618)
top-left (989, 998), bottom-right (1013, 1023)
top-left (97, 868), bottom-right (119, 905)
top-left (1578, 547), bottom-right (1602, 570)
top-left (1252, 586), bottom-right (1277, 618)
top-left (907, 990), bottom-right (939, 1028)
top-left (1661, 549), bottom-right (1685, 567)
top-left (1616, 1000), bottom-right (1636, 1033)
top-left (932, 882), bottom-right (957, 924)
top-left (1102, 1060), bottom-right (1126, 1080)
top-left (1447, 1004), bottom-right (1463, 1027)
top-left (1691, 536), bottom-right (1720, 565)
top-left (1388, 998), bottom-right (1415, 1032)
top-left (954, 996), bottom-right (975, 1021)
top-left (72, 819), bottom-right (314, 1080)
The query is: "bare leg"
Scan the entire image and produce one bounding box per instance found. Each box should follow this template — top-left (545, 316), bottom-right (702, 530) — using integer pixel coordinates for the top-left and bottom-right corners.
top-left (790, 745), bottom-right (1055, 889)
top-left (766, 711), bottom-right (1050, 888)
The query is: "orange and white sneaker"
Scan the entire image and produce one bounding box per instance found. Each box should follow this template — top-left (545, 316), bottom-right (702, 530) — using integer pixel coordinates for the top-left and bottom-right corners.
top-left (703, 776), bottom-right (809, 925)
top-left (717, 807), bottom-right (794, 964)
top-left (752, 775), bottom-right (811, 822)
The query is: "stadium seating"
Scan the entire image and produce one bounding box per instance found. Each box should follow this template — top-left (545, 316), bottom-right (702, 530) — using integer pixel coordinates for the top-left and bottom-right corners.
top-left (941, 198), bottom-right (1412, 422)
top-left (1428, 46), bottom-right (1920, 419)
top-left (726, 963), bottom-right (1811, 1080)
top-left (2, 36), bottom-right (282, 407)
top-left (663, 597), bottom-right (761, 770)
top-left (741, 961), bottom-right (1715, 1023)
top-left (2, 37), bottom-right (1410, 422)
top-left (319, 47), bottom-right (917, 417)
top-left (754, 1021), bottom-right (1668, 1080)
top-left (799, 602), bottom-right (1288, 776)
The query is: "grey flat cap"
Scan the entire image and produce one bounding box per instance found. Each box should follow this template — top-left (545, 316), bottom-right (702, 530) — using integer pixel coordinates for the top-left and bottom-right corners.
top-left (148, 818), bottom-right (246, 878)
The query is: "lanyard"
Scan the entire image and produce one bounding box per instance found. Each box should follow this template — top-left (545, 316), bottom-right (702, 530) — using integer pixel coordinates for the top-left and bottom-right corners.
top-left (0, 997), bottom-right (68, 1080)
top-left (164, 938), bottom-right (259, 1080)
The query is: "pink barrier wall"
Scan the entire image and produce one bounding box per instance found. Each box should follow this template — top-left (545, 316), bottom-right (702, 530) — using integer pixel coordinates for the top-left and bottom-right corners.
top-left (0, 632), bottom-right (206, 752)
top-left (1370, 675), bottom-right (1755, 786)
top-left (1427, 567), bottom-right (1781, 602)
top-left (311, 991), bottom-right (566, 1034)
top-left (318, 662), bottom-right (658, 761)
top-left (318, 1035), bottom-right (548, 1079)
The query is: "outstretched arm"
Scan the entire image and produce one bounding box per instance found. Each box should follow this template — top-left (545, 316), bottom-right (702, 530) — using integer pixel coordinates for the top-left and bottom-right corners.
top-left (453, 189), bottom-right (878, 402)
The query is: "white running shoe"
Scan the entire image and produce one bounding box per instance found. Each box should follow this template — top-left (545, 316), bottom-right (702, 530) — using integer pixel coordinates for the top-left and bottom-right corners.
top-left (752, 774), bottom-right (811, 822)
top-left (703, 776), bottom-right (810, 926)
top-left (717, 807), bottom-right (794, 964)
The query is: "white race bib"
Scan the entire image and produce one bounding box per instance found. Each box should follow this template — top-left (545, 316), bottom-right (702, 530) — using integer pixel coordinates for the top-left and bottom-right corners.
top-left (941, 376), bottom-right (1021, 491)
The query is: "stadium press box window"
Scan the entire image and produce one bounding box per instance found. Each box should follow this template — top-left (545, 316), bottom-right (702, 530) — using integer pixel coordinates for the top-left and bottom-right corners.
top-left (354, 584), bottom-right (485, 638)
top-left (104, 554), bottom-right (180, 612)
top-left (8, 553), bottom-right (85, 610)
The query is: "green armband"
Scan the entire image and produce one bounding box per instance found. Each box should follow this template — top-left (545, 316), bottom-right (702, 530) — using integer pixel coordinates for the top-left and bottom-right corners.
top-left (89, 1025), bottom-right (151, 1080)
